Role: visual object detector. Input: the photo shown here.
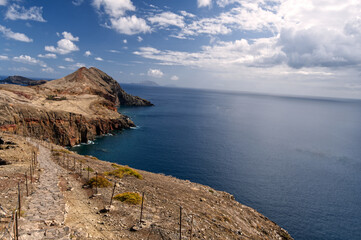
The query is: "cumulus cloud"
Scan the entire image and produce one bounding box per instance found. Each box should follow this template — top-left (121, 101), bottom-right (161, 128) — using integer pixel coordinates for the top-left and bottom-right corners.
top-left (58, 66), bottom-right (66, 69)
top-left (65, 57), bottom-right (74, 62)
top-left (198, 0), bottom-right (212, 8)
top-left (147, 68), bottom-right (163, 78)
top-left (13, 55), bottom-right (46, 67)
top-left (5, 4), bottom-right (46, 22)
top-left (72, 0), bottom-right (84, 6)
top-left (9, 67), bottom-right (32, 72)
top-left (38, 53), bottom-right (57, 59)
top-left (92, 0), bottom-right (150, 35)
top-left (148, 12), bottom-right (184, 28)
top-left (137, 0), bottom-right (361, 71)
top-left (123, 39), bottom-right (127, 43)
top-left (95, 57), bottom-right (103, 61)
top-left (0, 25), bottom-right (33, 42)
top-left (137, 36), bottom-right (143, 42)
top-left (42, 67), bottom-right (54, 73)
top-left (0, 55), bottom-right (9, 60)
top-left (0, 0), bottom-right (7, 6)
top-left (84, 50), bottom-right (92, 56)
top-left (45, 32), bottom-right (79, 55)
top-left (135, 38), bottom-right (283, 69)
top-left (170, 75), bottom-right (179, 81)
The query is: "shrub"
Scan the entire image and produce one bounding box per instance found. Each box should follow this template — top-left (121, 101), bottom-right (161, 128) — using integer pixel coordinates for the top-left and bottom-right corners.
top-left (105, 165), bottom-right (143, 179)
top-left (113, 192), bottom-right (142, 205)
top-left (87, 175), bottom-right (111, 188)
top-left (46, 95), bottom-right (67, 101)
top-left (84, 166), bottom-right (94, 172)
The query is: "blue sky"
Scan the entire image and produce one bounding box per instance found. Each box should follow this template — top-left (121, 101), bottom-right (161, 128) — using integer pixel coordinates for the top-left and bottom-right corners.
top-left (0, 0), bottom-right (361, 99)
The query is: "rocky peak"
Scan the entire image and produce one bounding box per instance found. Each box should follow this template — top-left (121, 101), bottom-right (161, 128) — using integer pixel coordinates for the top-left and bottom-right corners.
top-left (42, 67), bottom-right (153, 106)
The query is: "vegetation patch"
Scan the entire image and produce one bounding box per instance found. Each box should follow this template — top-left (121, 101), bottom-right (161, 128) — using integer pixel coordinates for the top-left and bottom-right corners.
top-left (87, 175), bottom-right (111, 188)
top-left (105, 165), bottom-right (143, 179)
top-left (52, 148), bottom-right (71, 154)
top-left (84, 166), bottom-right (94, 172)
top-left (113, 192), bottom-right (142, 205)
top-left (46, 95), bottom-right (67, 101)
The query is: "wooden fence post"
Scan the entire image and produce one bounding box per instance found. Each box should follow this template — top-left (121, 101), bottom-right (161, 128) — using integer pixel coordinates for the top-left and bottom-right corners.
top-left (140, 192), bottom-right (144, 223)
top-left (179, 206), bottom-right (182, 240)
top-left (18, 182), bottom-right (21, 218)
top-left (25, 172), bottom-right (28, 197)
top-left (95, 172), bottom-right (98, 194)
top-left (109, 182), bottom-right (117, 207)
top-left (190, 214), bottom-right (193, 240)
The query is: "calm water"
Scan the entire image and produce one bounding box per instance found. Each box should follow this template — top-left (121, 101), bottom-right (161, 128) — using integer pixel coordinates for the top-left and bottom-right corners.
top-left (72, 85), bottom-right (361, 240)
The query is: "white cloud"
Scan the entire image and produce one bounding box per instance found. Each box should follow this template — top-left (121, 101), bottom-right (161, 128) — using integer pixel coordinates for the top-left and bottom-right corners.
top-left (42, 67), bottom-right (54, 73)
top-left (13, 55), bottom-right (46, 67)
top-left (0, 25), bottom-right (33, 42)
top-left (38, 53), bottom-right (57, 59)
top-left (109, 15), bottom-right (151, 35)
top-left (0, 0), bottom-right (7, 6)
top-left (84, 50), bottom-right (92, 56)
top-left (5, 4), bottom-right (46, 22)
top-left (95, 57), bottom-right (104, 61)
top-left (72, 0), bottom-right (84, 6)
top-left (148, 12), bottom-right (184, 28)
top-left (69, 62), bottom-right (86, 70)
top-left (108, 49), bottom-right (121, 53)
top-left (65, 57), bottom-right (74, 62)
top-left (137, 36), bottom-right (143, 42)
top-left (92, 0), bottom-right (150, 35)
top-left (171, 75), bottom-right (179, 81)
top-left (62, 32), bottom-right (79, 41)
top-left (0, 55), bottom-right (9, 60)
top-left (198, 0), bottom-right (212, 8)
top-left (180, 10), bottom-right (196, 18)
top-left (9, 67), bottom-right (32, 72)
top-left (58, 66), bottom-right (66, 69)
top-left (123, 39), bottom-right (127, 43)
top-left (147, 68), bottom-right (163, 78)
top-left (45, 31), bottom-right (79, 55)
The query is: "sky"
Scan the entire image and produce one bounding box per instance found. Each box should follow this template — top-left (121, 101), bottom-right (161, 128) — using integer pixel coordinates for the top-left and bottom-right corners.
top-left (0, 0), bottom-right (361, 99)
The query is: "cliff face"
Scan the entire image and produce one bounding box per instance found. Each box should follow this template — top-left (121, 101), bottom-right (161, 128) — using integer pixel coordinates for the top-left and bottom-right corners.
top-left (0, 67), bottom-right (150, 146)
top-left (0, 102), bottom-right (135, 146)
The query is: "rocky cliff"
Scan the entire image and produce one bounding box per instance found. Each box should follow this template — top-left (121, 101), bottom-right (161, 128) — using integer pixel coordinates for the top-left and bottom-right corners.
top-left (0, 67), bottom-right (151, 146)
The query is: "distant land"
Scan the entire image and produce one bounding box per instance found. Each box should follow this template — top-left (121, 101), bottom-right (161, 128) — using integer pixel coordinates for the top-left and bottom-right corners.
top-left (122, 80), bottom-right (160, 87)
top-left (0, 75), bottom-right (48, 86)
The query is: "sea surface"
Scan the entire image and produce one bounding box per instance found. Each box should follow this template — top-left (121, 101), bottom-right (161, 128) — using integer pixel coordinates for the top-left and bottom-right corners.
top-left (72, 85), bottom-right (361, 240)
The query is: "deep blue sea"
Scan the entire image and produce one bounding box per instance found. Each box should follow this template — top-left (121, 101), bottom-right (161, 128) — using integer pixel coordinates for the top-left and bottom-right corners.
top-left (72, 85), bottom-right (361, 240)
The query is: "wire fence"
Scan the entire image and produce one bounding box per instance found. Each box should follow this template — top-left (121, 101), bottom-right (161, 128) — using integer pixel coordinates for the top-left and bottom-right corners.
top-left (1, 140), bottom-right (242, 240)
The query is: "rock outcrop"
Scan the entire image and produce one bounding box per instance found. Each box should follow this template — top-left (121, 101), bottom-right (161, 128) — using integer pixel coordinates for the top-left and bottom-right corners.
top-left (0, 67), bottom-right (151, 146)
top-left (39, 67), bottom-right (153, 106)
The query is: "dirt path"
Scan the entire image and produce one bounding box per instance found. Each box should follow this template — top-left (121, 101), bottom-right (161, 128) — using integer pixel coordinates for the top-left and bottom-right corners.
top-left (18, 144), bottom-right (70, 240)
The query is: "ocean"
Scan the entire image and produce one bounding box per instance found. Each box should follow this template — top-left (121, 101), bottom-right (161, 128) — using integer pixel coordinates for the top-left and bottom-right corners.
top-left (71, 85), bottom-right (361, 240)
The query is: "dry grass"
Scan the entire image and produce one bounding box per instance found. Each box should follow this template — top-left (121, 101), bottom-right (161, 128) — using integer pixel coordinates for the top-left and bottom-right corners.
top-left (87, 175), bottom-right (111, 188)
top-left (105, 165), bottom-right (143, 179)
top-left (113, 192), bottom-right (142, 205)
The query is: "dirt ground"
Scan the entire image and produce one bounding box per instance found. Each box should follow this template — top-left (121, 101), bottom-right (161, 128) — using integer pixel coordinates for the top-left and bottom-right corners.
top-left (0, 133), bottom-right (293, 240)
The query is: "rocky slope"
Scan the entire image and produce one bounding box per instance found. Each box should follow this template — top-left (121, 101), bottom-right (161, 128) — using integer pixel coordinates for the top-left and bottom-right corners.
top-left (0, 67), bottom-right (152, 146)
top-left (0, 133), bottom-right (293, 240)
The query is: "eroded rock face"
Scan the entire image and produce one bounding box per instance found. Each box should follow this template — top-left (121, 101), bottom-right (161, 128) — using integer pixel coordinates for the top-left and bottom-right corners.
top-left (0, 67), bottom-right (147, 146)
top-left (0, 103), bottom-right (134, 146)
